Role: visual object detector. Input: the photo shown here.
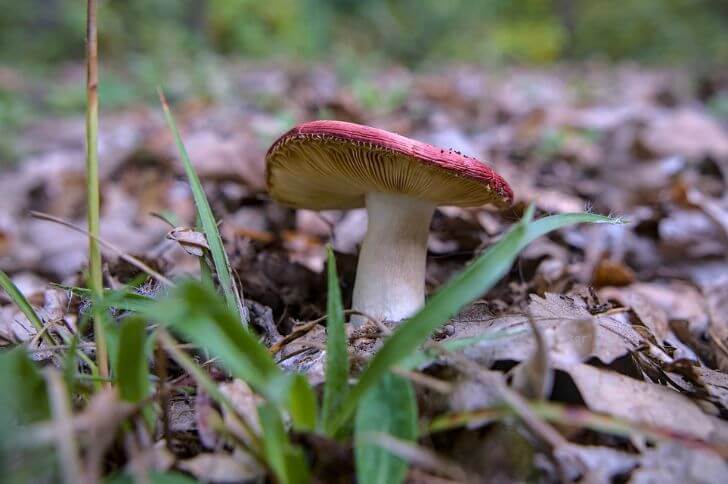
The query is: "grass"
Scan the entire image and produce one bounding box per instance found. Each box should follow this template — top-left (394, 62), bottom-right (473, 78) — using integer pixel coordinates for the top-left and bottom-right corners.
top-left (0, 270), bottom-right (57, 348)
top-left (2, 198), bottom-right (619, 482)
top-left (85, 0), bottom-right (108, 385)
top-left (158, 89), bottom-right (246, 327)
top-left (0, 8), bottom-right (626, 479)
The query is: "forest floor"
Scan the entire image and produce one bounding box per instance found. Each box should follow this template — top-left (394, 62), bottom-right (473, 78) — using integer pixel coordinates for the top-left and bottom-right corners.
top-left (2, 61), bottom-right (728, 483)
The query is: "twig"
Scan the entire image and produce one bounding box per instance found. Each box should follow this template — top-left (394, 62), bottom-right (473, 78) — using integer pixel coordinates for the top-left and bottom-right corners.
top-left (45, 369), bottom-right (85, 484)
top-left (30, 211), bottom-right (174, 287)
top-left (431, 344), bottom-right (567, 449)
top-left (268, 309), bottom-right (382, 355)
top-left (155, 339), bottom-right (172, 451)
top-left (156, 329), bottom-right (265, 462)
top-left (364, 433), bottom-right (469, 482)
top-left (391, 367), bottom-right (453, 394)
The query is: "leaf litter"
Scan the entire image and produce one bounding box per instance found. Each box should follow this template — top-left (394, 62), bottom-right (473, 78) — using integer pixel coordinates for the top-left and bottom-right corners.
top-left (1, 62), bottom-right (728, 482)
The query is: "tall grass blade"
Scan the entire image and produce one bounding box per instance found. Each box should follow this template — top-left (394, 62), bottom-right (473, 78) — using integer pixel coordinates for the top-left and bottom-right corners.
top-left (331, 209), bottom-right (620, 433)
top-left (355, 373), bottom-right (417, 484)
top-left (258, 403), bottom-right (311, 484)
top-left (147, 280), bottom-right (315, 430)
top-left (115, 317), bottom-right (150, 403)
top-left (158, 89), bottom-right (246, 326)
top-left (0, 348), bottom-right (53, 482)
top-left (85, 0), bottom-right (109, 382)
top-left (0, 270), bottom-right (57, 347)
top-left (321, 246), bottom-right (348, 435)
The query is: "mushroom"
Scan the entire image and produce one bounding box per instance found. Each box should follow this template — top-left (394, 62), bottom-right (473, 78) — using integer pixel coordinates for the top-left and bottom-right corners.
top-left (266, 120), bottom-right (513, 325)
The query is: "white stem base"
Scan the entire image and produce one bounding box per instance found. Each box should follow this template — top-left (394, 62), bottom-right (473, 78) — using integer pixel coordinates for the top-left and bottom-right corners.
top-left (350, 192), bottom-right (435, 326)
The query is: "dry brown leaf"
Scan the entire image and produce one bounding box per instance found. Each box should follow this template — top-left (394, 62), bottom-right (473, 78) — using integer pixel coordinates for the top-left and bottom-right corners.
top-left (177, 452), bottom-right (263, 482)
top-left (629, 442), bottom-right (728, 484)
top-left (640, 109), bottom-right (728, 160)
top-left (659, 209), bottom-right (726, 258)
top-left (219, 379), bottom-right (262, 446)
top-left (566, 363), bottom-right (714, 440)
top-left (124, 441), bottom-right (174, 474)
top-left (166, 227), bottom-right (209, 257)
top-left (705, 278), bottom-right (728, 372)
top-left (195, 390), bottom-right (220, 450)
top-left (553, 443), bottom-right (638, 484)
top-left (510, 317), bottom-right (553, 399)
top-left (600, 286), bottom-right (669, 341)
top-left (458, 294), bottom-right (636, 368)
top-left (592, 259), bottom-right (636, 288)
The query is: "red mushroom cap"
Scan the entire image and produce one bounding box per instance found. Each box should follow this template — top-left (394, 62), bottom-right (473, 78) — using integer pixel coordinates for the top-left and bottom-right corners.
top-left (266, 120), bottom-right (514, 210)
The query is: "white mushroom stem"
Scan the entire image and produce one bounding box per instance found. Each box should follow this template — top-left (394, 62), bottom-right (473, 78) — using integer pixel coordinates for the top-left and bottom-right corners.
top-left (351, 192), bottom-right (436, 326)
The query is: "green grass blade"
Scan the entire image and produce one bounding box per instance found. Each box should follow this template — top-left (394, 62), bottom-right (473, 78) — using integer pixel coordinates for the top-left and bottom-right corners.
top-left (0, 348), bottom-right (51, 431)
top-left (0, 269), bottom-right (57, 347)
top-left (151, 280), bottom-right (278, 390)
top-left (115, 317), bottom-right (150, 403)
top-left (85, 0), bottom-right (109, 384)
top-left (400, 326), bottom-right (529, 370)
top-left (331, 210), bottom-right (620, 433)
top-left (147, 279), bottom-right (314, 430)
top-left (61, 285), bottom-right (157, 314)
top-left (105, 470), bottom-right (199, 484)
top-left (158, 89), bottom-right (246, 327)
top-left (258, 403), bottom-right (311, 484)
top-left (157, 329), bottom-right (263, 453)
top-left (287, 374), bottom-right (318, 432)
top-left (355, 373), bottom-right (417, 484)
top-left (321, 246), bottom-right (348, 435)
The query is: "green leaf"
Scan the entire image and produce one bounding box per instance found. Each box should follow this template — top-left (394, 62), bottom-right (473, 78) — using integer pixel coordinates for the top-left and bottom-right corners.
top-left (151, 280), bottom-right (279, 392)
top-left (0, 348), bottom-right (50, 439)
top-left (159, 89), bottom-right (246, 327)
top-left (321, 246), bottom-right (348, 436)
top-left (0, 270), bottom-right (56, 346)
top-left (0, 347), bottom-right (51, 483)
top-left (115, 317), bottom-right (150, 403)
top-left (62, 285), bottom-right (157, 314)
top-left (355, 373), bottom-right (417, 484)
top-left (258, 403), bottom-right (311, 484)
top-left (146, 280), bottom-right (316, 430)
top-left (331, 209), bottom-right (619, 433)
top-left (105, 470), bottom-right (198, 484)
top-left (287, 374), bottom-right (318, 432)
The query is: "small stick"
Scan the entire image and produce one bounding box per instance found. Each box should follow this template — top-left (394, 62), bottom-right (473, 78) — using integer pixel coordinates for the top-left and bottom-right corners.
top-left (45, 369), bottom-right (85, 484)
top-left (30, 211), bottom-right (174, 287)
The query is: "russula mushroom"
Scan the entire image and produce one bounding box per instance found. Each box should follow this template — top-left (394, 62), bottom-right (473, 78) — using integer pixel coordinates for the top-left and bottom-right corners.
top-left (266, 120), bottom-right (513, 325)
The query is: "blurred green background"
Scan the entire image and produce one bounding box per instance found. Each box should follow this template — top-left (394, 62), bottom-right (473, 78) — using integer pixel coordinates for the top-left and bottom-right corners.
top-left (0, 0), bottom-right (726, 162)
top-left (2, 0), bottom-right (726, 67)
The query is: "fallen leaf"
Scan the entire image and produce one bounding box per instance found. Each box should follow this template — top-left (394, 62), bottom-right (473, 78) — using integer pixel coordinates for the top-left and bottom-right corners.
top-left (705, 278), bottom-right (728, 372)
top-left (629, 442), bottom-right (728, 484)
top-left (600, 286), bottom-right (669, 341)
top-left (640, 109), bottom-right (728, 160)
top-left (457, 294), bottom-right (637, 368)
top-left (553, 443), bottom-right (638, 484)
top-left (566, 363), bottom-right (714, 440)
top-left (219, 379), bottom-right (263, 447)
top-left (592, 259), bottom-right (636, 288)
top-left (166, 227), bottom-right (209, 257)
top-left (178, 452), bottom-right (263, 482)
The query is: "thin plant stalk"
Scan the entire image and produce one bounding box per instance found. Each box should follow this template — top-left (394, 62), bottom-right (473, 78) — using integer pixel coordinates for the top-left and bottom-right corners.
top-left (85, 0), bottom-right (109, 383)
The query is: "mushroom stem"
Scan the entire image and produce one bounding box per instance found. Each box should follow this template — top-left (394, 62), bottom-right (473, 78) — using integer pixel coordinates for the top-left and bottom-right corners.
top-left (351, 192), bottom-right (436, 326)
